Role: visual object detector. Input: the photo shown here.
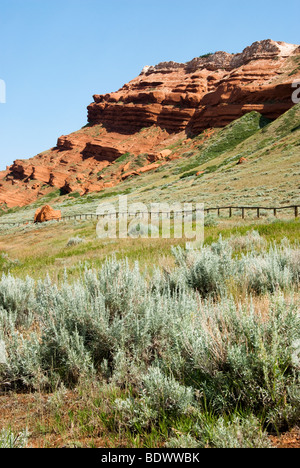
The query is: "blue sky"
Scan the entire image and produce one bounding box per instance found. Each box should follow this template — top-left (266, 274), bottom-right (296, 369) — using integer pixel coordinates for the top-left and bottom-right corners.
top-left (0, 0), bottom-right (299, 170)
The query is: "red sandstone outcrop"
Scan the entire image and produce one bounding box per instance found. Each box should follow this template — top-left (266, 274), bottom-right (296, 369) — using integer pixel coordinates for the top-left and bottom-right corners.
top-left (238, 157), bottom-right (248, 165)
top-left (0, 39), bottom-right (299, 208)
top-left (34, 205), bottom-right (62, 223)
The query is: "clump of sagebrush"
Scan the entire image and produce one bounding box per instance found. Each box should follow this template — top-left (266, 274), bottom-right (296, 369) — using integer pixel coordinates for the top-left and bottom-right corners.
top-left (202, 415), bottom-right (273, 448)
top-left (204, 213), bottom-right (219, 227)
top-left (0, 274), bottom-right (36, 327)
top-left (166, 434), bottom-right (200, 449)
top-left (227, 230), bottom-right (267, 252)
top-left (166, 415), bottom-right (272, 448)
top-left (128, 222), bottom-right (159, 238)
top-left (171, 235), bottom-right (300, 296)
top-left (66, 236), bottom-right (85, 247)
top-left (0, 235), bottom-right (299, 438)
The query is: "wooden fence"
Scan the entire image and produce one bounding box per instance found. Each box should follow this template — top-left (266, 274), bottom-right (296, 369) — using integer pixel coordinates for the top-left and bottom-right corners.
top-left (0, 205), bottom-right (299, 228)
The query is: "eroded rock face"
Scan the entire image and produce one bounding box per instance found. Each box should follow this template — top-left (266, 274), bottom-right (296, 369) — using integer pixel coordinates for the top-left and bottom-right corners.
top-left (88, 39), bottom-right (299, 133)
top-left (34, 205), bottom-right (62, 223)
top-left (0, 39), bottom-right (299, 208)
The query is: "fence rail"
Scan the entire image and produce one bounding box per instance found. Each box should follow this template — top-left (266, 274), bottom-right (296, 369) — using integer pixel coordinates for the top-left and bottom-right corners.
top-left (0, 205), bottom-right (299, 228)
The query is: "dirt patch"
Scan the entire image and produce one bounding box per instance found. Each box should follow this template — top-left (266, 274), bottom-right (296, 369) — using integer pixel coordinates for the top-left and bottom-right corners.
top-left (270, 427), bottom-right (300, 449)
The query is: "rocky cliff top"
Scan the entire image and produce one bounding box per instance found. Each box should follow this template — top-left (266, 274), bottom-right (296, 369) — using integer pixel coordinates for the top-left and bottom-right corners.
top-left (141, 40), bottom-right (299, 74)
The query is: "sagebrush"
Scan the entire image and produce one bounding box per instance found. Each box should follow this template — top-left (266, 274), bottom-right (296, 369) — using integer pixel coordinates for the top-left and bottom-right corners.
top-left (0, 234), bottom-right (299, 445)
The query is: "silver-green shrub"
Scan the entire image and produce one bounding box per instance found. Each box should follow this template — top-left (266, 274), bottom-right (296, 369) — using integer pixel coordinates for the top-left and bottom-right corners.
top-left (128, 222), bottom-right (159, 238)
top-left (166, 434), bottom-right (200, 449)
top-left (166, 415), bottom-right (272, 448)
top-left (172, 238), bottom-right (233, 296)
top-left (204, 213), bottom-right (219, 227)
top-left (66, 236), bottom-right (85, 247)
top-left (141, 367), bottom-right (195, 415)
top-left (0, 239), bottom-right (299, 431)
top-left (228, 230), bottom-right (267, 252)
top-left (172, 237), bottom-right (300, 296)
top-left (200, 415), bottom-right (272, 448)
top-left (0, 274), bottom-right (36, 327)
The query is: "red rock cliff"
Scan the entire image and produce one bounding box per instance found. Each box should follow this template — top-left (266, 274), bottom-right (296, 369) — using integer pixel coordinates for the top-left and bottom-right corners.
top-left (88, 40), bottom-right (300, 133)
top-left (0, 39), bottom-right (299, 208)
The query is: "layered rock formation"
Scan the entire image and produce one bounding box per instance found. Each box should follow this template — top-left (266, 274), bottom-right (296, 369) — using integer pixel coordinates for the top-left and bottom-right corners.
top-left (0, 39), bottom-right (299, 208)
top-left (88, 40), bottom-right (299, 133)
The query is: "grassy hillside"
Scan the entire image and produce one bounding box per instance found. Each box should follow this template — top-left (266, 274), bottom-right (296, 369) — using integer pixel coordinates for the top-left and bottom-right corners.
top-left (0, 104), bottom-right (299, 228)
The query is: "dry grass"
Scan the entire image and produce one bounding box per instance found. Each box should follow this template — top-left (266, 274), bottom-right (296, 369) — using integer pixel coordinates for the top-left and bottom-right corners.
top-left (0, 390), bottom-right (128, 448)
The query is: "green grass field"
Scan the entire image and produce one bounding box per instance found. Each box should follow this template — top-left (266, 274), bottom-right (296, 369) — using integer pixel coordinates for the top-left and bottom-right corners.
top-left (0, 216), bottom-right (299, 280)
